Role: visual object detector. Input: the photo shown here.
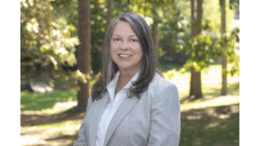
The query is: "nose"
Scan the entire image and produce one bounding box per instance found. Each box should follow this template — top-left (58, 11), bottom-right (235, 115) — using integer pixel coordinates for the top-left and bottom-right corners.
top-left (120, 41), bottom-right (129, 50)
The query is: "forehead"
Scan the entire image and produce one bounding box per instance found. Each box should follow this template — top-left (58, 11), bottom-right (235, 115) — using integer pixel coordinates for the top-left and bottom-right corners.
top-left (112, 21), bottom-right (137, 36)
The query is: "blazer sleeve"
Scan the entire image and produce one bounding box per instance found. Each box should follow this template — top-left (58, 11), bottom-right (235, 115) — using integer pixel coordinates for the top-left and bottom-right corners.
top-left (74, 96), bottom-right (93, 146)
top-left (147, 84), bottom-right (181, 146)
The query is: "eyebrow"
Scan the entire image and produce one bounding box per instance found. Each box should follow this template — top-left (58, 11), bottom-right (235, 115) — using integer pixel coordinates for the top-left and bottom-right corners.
top-left (112, 34), bottom-right (137, 37)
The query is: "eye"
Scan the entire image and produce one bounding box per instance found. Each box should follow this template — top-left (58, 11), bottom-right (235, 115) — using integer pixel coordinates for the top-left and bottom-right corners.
top-left (130, 39), bottom-right (138, 42)
top-left (113, 38), bottom-right (120, 42)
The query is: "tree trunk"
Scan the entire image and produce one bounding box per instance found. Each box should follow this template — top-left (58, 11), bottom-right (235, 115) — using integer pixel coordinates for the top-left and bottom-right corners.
top-left (152, 19), bottom-right (159, 66)
top-left (106, 0), bottom-right (113, 32)
top-left (77, 0), bottom-right (91, 111)
top-left (221, 0), bottom-right (228, 95)
top-left (189, 0), bottom-right (203, 99)
top-left (190, 67), bottom-right (203, 98)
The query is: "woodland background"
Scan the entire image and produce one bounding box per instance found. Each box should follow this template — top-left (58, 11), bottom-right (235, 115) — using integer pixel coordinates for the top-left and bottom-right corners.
top-left (18, 0), bottom-right (244, 145)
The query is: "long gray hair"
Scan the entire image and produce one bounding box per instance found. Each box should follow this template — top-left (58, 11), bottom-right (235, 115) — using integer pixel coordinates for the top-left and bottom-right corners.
top-left (91, 12), bottom-right (161, 101)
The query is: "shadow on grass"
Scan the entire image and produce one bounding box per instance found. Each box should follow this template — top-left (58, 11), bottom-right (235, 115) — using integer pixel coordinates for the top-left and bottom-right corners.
top-left (45, 134), bottom-right (78, 146)
top-left (21, 107), bottom-right (85, 126)
top-left (44, 104), bottom-right (239, 146)
top-left (180, 104), bottom-right (239, 146)
top-left (180, 119), bottom-right (239, 146)
top-left (21, 102), bottom-right (239, 146)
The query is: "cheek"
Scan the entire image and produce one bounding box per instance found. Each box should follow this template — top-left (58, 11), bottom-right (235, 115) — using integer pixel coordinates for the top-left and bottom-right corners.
top-left (136, 47), bottom-right (143, 59)
top-left (110, 44), bottom-right (117, 55)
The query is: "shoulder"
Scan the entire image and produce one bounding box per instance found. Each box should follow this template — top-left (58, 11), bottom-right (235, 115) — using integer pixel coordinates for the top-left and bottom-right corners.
top-left (143, 73), bottom-right (179, 103)
top-left (148, 74), bottom-right (178, 92)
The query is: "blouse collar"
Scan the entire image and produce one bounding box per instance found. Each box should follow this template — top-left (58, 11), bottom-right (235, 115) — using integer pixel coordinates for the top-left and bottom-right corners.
top-left (106, 70), bottom-right (140, 101)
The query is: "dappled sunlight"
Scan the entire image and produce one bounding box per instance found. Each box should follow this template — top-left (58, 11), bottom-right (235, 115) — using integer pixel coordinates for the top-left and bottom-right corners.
top-left (181, 95), bottom-right (239, 111)
top-left (41, 101), bottom-right (77, 114)
top-left (181, 104), bottom-right (239, 121)
top-left (205, 121), bottom-right (220, 129)
top-left (180, 118), bottom-right (239, 145)
top-left (21, 120), bottom-right (82, 146)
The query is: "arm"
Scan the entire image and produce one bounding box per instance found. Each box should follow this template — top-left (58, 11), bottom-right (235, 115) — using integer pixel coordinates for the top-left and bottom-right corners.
top-left (147, 84), bottom-right (181, 146)
top-left (74, 96), bottom-right (93, 146)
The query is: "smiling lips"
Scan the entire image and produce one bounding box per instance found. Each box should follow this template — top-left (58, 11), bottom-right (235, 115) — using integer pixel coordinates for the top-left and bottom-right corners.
top-left (118, 54), bottom-right (132, 58)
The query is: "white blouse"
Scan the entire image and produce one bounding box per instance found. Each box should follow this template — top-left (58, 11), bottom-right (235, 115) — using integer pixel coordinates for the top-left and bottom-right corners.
top-left (95, 71), bottom-right (140, 146)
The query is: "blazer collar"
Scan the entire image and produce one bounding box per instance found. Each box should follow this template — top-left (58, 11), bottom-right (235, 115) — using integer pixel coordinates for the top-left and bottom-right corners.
top-left (104, 96), bottom-right (139, 146)
top-left (89, 92), bottom-right (109, 146)
top-left (89, 91), bottom-right (139, 146)
top-left (90, 71), bottom-right (140, 146)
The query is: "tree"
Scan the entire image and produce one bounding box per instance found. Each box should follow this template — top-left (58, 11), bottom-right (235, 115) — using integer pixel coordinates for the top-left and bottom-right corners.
top-left (189, 0), bottom-right (203, 99)
top-left (76, 0), bottom-right (91, 111)
top-left (221, 0), bottom-right (227, 95)
top-left (152, 9), bottom-right (159, 66)
top-left (21, 0), bottom-right (78, 80)
top-left (106, 0), bottom-right (113, 32)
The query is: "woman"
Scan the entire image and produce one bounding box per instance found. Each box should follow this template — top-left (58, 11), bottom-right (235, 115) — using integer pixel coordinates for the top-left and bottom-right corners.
top-left (74, 12), bottom-right (181, 146)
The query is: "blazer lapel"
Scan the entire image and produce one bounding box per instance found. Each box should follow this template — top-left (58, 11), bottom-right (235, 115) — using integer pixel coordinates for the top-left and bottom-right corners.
top-left (104, 96), bottom-right (139, 146)
top-left (89, 92), bottom-right (110, 146)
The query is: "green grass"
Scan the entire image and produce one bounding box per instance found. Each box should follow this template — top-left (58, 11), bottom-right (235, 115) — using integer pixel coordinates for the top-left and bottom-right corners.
top-left (180, 119), bottom-right (239, 146)
top-left (21, 90), bottom-right (77, 111)
top-left (20, 76), bottom-right (97, 112)
top-left (202, 83), bottom-right (239, 96)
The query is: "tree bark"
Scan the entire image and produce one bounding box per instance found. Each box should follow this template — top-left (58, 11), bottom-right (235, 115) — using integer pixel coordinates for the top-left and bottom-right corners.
top-left (106, 0), bottom-right (113, 32)
top-left (190, 67), bottom-right (203, 98)
top-left (77, 0), bottom-right (91, 111)
top-left (221, 0), bottom-right (228, 95)
top-left (152, 19), bottom-right (159, 66)
top-left (189, 0), bottom-right (203, 99)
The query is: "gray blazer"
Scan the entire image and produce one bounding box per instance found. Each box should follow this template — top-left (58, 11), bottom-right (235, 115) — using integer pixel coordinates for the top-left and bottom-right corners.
top-left (74, 74), bottom-right (181, 146)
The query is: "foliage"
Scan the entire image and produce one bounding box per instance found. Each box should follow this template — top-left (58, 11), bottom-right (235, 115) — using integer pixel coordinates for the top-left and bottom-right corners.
top-left (21, 0), bottom-right (96, 84)
top-left (158, 0), bottom-right (235, 67)
top-left (158, 2), bottom-right (191, 66)
top-left (21, 0), bottom-right (79, 79)
top-left (203, 0), bottom-right (235, 36)
top-left (51, 0), bottom-right (108, 74)
top-left (162, 69), bottom-right (176, 81)
top-left (182, 32), bottom-right (219, 72)
top-left (217, 28), bottom-right (239, 76)
top-left (176, 0), bottom-right (239, 77)
top-left (50, 0), bottom-right (78, 33)
top-left (20, 0), bottom-right (239, 83)
top-left (181, 29), bottom-right (239, 77)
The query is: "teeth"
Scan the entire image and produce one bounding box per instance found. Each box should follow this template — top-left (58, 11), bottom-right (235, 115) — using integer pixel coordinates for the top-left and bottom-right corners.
top-left (119, 54), bottom-right (131, 57)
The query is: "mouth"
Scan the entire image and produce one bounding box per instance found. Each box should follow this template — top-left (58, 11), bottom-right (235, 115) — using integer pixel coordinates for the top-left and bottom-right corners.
top-left (118, 54), bottom-right (132, 58)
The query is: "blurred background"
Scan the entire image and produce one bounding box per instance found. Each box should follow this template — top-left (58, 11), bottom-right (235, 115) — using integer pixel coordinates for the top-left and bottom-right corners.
top-left (20, 0), bottom-right (239, 145)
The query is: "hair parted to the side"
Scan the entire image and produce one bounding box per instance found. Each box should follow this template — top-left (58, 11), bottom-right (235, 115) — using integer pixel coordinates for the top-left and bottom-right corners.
top-left (91, 12), bottom-right (161, 101)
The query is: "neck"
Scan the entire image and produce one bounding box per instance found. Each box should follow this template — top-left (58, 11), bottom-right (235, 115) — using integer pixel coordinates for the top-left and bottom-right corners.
top-left (118, 66), bottom-right (139, 83)
top-left (114, 66), bottom-right (139, 96)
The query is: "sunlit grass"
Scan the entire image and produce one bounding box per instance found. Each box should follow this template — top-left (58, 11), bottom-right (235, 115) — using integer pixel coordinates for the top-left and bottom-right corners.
top-left (31, 119), bottom-right (82, 130)
top-left (181, 97), bottom-right (239, 111)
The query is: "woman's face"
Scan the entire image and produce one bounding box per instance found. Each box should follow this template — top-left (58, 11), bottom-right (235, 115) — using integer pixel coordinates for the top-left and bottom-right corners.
top-left (110, 21), bottom-right (143, 73)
